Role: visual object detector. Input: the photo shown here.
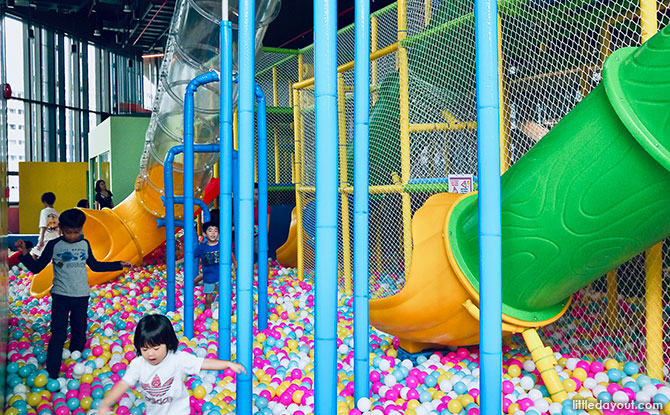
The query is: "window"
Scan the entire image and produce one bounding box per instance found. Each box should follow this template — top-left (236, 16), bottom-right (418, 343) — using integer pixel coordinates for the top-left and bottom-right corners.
top-left (9, 124), bottom-right (15, 130)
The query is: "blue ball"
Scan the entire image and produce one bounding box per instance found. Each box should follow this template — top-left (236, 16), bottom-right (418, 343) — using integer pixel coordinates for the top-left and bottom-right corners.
top-left (623, 362), bottom-right (639, 376)
top-left (7, 362), bottom-right (19, 374)
top-left (654, 394), bottom-right (669, 406)
top-left (46, 379), bottom-right (60, 393)
top-left (255, 396), bottom-right (269, 409)
top-left (67, 379), bottom-right (81, 390)
top-left (424, 375), bottom-right (438, 388)
top-left (66, 397), bottom-right (80, 410)
top-left (419, 390), bottom-right (433, 403)
top-left (607, 368), bottom-right (623, 382)
top-left (453, 381), bottom-right (468, 395)
top-left (598, 392), bottom-right (613, 403)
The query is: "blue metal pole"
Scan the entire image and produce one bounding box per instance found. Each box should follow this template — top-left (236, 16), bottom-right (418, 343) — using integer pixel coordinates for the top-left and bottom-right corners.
top-left (163, 145), bottom-right (183, 312)
top-left (237, 0), bottom-right (255, 411)
top-left (314, 0), bottom-right (338, 412)
top-left (474, 0), bottom-right (502, 412)
top-left (353, 0), bottom-right (370, 402)
top-left (183, 70), bottom-right (220, 339)
top-left (255, 83), bottom-right (269, 331)
top-left (157, 197), bottom-right (211, 228)
top-left (233, 149), bottom-right (240, 269)
top-left (219, 19), bottom-right (234, 361)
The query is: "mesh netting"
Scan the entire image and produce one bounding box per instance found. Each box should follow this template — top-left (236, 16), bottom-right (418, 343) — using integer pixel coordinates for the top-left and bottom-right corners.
top-left (259, 0), bottom-right (670, 374)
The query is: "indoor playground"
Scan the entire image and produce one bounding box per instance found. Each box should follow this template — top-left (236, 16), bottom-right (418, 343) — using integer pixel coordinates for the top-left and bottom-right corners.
top-left (2, 0), bottom-right (670, 414)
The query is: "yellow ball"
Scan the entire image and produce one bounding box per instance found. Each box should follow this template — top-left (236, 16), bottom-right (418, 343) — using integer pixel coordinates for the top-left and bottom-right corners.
top-left (80, 374), bottom-right (94, 384)
top-left (447, 398), bottom-right (463, 414)
top-left (27, 393), bottom-right (42, 407)
top-left (5, 408), bottom-right (19, 415)
top-left (33, 374), bottom-right (47, 388)
top-left (572, 367), bottom-right (588, 382)
top-left (507, 364), bottom-right (521, 377)
top-left (460, 394), bottom-right (475, 406)
top-left (192, 386), bottom-right (207, 400)
top-left (507, 403), bottom-right (520, 414)
top-left (292, 390), bottom-right (304, 404)
top-left (406, 400), bottom-right (420, 410)
top-left (605, 359), bottom-right (619, 370)
top-left (80, 396), bottom-right (93, 410)
top-left (563, 378), bottom-right (577, 393)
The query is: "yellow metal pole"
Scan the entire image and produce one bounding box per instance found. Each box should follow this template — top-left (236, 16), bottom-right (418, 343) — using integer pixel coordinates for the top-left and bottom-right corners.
top-left (289, 81), bottom-right (294, 107)
top-left (398, 0), bottom-right (413, 272)
top-left (521, 329), bottom-right (568, 403)
top-left (498, 16), bottom-right (510, 173)
top-left (640, 0), bottom-right (658, 43)
top-left (274, 127), bottom-right (280, 183)
top-left (640, 0), bottom-right (662, 381)
top-left (371, 16), bottom-right (379, 105)
top-left (606, 270), bottom-right (619, 330)
top-left (424, 0), bottom-right (432, 27)
top-left (338, 75), bottom-right (353, 296)
top-left (646, 243), bottom-right (663, 380)
top-left (293, 87), bottom-right (304, 280)
top-left (272, 67), bottom-right (279, 107)
top-left (233, 110), bottom-right (239, 151)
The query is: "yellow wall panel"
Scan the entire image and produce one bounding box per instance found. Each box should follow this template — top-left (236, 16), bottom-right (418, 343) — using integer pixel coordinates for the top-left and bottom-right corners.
top-left (18, 162), bottom-right (88, 234)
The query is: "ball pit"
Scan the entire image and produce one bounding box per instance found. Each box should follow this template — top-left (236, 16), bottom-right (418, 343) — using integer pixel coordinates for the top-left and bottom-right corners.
top-left (4, 254), bottom-right (670, 415)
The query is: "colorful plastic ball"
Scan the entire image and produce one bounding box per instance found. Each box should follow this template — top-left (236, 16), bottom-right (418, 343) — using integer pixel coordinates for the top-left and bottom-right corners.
top-left (192, 386), bottom-right (207, 400)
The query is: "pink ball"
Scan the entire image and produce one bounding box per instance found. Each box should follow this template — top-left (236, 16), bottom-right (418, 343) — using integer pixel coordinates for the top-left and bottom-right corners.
top-left (116, 406), bottom-right (130, 415)
top-left (590, 361), bottom-right (605, 373)
top-left (92, 346), bottom-right (104, 357)
top-left (406, 375), bottom-right (419, 388)
top-left (369, 371), bottom-right (381, 383)
top-left (407, 388), bottom-right (420, 400)
top-left (385, 389), bottom-right (399, 401)
top-left (55, 406), bottom-right (69, 415)
top-left (502, 380), bottom-right (514, 395)
top-left (518, 398), bottom-right (533, 411)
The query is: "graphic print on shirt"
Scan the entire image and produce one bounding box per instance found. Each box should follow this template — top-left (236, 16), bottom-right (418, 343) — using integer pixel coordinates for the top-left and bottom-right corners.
top-left (202, 249), bottom-right (219, 266)
top-left (45, 213), bottom-right (59, 231)
top-left (52, 246), bottom-right (87, 270)
top-left (140, 374), bottom-right (174, 405)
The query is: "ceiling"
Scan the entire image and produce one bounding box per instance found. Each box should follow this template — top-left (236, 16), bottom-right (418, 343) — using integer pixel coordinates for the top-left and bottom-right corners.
top-left (1, 0), bottom-right (395, 56)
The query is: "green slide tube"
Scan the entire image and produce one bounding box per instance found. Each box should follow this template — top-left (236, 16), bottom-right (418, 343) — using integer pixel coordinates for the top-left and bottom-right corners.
top-left (449, 24), bottom-right (670, 323)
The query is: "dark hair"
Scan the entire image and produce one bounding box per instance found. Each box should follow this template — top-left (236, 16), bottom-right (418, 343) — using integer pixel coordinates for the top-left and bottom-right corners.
top-left (202, 221), bottom-right (218, 233)
top-left (95, 180), bottom-right (106, 194)
top-left (59, 209), bottom-right (86, 229)
top-left (254, 182), bottom-right (258, 189)
top-left (77, 199), bottom-right (90, 209)
top-left (41, 192), bottom-right (56, 205)
top-left (134, 314), bottom-right (178, 356)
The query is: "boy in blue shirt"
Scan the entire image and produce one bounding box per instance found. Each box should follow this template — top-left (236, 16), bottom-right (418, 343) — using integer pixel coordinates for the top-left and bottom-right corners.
top-left (194, 221), bottom-right (222, 310)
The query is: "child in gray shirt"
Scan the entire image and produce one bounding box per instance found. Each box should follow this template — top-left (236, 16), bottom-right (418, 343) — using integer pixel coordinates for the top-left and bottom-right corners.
top-left (16, 209), bottom-right (132, 379)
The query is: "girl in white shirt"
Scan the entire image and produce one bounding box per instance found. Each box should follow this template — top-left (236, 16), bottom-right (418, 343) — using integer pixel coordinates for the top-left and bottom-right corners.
top-left (98, 314), bottom-right (245, 415)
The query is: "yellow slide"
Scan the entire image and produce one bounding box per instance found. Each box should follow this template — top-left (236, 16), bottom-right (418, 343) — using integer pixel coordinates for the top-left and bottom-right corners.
top-left (368, 193), bottom-right (567, 353)
top-left (275, 207), bottom-right (298, 268)
top-left (29, 191), bottom-right (165, 298)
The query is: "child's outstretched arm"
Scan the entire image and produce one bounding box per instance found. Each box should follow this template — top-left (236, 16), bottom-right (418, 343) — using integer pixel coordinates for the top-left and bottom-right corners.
top-left (98, 380), bottom-right (131, 415)
top-left (201, 358), bottom-right (246, 374)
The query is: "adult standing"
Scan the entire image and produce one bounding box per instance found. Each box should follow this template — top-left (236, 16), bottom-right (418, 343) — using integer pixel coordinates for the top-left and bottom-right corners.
top-left (95, 180), bottom-right (114, 210)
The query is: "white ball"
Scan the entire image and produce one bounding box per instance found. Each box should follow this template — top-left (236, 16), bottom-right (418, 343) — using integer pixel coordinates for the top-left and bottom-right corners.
top-left (520, 376), bottom-right (535, 390)
top-left (527, 389), bottom-right (543, 401)
top-left (383, 374), bottom-right (396, 387)
top-left (612, 390), bottom-right (629, 403)
top-left (583, 378), bottom-right (597, 390)
top-left (549, 402), bottom-right (563, 414)
top-left (534, 398), bottom-right (550, 413)
top-left (357, 397), bottom-right (372, 412)
top-left (73, 363), bottom-right (86, 376)
top-left (62, 349), bottom-right (71, 359)
top-left (70, 350), bottom-right (82, 360)
top-left (523, 360), bottom-right (536, 372)
top-left (378, 359), bottom-right (391, 372)
top-left (439, 379), bottom-right (453, 392)
top-left (594, 372), bottom-right (609, 383)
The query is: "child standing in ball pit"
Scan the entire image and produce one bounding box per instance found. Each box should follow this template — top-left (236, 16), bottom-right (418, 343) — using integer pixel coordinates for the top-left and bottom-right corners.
top-left (14, 208), bottom-right (132, 379)
top-left (98, 313), bottom-right (245, 415)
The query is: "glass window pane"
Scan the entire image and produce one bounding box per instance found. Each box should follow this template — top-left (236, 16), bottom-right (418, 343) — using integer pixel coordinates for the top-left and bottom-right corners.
top-left (4, 17), bottom-right (24, 100)
top-left (8, 175), bottom-right (19, 203)
top-left (88, 44), bottom-right (98, 112)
